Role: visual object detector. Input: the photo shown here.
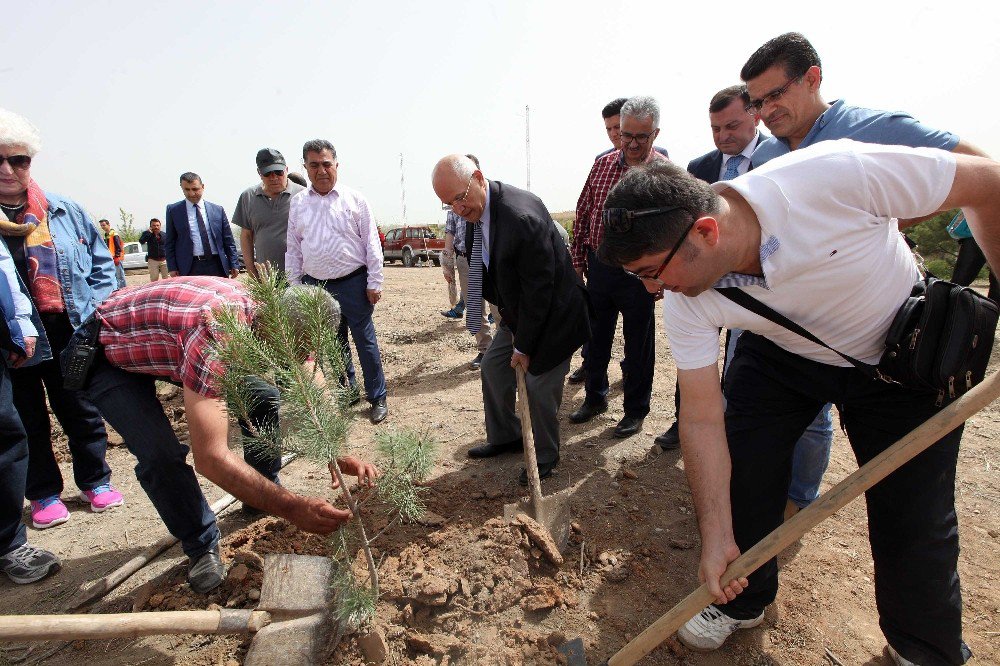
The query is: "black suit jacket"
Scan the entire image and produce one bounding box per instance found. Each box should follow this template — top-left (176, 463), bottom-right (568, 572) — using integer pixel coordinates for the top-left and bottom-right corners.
top-left (465, 181), bottom-right (589, 375)
top-left (687, 132), bottom-right (769, 184)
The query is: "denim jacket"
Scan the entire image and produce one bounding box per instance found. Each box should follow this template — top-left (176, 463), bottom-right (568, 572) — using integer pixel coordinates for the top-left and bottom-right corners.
top-left (14, 192), bottom-right (116, 366)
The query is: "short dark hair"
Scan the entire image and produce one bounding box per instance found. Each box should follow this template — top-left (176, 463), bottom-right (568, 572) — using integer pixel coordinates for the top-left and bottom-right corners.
top-left (465, 153), bottom-right (480, 169)
top-left (149, 218), bottom-right (161, 224)
top-left (598, 161), bottom-right (720, 267)
top-left (740, 32), bottom-right (821, 82)
top-left (302, 139), bottom-right (337, 160)
top-left (287, 172), bottom-right (307, 186)
top-left (602, 97), bottom-right (628, 119)
top-left (179, 172), bottom-right (202, 185)
top-left (709, 85), bottom-right (750, 113)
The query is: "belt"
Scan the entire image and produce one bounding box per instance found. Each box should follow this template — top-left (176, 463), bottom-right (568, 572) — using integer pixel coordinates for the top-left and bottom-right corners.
top-left (193, 254), bottom-right (218, 261)
top-left (302, 266), bottom-right (367, 285)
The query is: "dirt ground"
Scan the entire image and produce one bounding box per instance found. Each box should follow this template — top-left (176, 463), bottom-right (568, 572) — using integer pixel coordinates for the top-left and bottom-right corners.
top-left (2, 265), bottom-right (998, 666)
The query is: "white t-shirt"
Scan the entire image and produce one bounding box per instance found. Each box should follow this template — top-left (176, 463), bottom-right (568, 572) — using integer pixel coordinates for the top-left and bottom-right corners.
top-left (663, 139), bottom-right (957, 370)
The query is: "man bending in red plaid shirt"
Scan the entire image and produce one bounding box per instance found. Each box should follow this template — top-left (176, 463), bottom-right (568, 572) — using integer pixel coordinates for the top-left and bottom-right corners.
top-left (66, 276), bottom-right (377, 593)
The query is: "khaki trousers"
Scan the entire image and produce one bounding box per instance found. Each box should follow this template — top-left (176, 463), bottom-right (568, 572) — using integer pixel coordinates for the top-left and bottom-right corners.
top-left (148, 259), bottom-right (168, 281)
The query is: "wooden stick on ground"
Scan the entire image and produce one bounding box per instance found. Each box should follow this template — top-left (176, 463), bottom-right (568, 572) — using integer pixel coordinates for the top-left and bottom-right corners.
top-left (606, 370), bottom-right (1000, 666)
top-left (67, 453), bottom-right (296, 610)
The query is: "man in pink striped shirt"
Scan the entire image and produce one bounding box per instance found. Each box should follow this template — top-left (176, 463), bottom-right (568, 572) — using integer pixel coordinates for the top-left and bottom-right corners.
top-left (286, 139), bottom-right (388, 424)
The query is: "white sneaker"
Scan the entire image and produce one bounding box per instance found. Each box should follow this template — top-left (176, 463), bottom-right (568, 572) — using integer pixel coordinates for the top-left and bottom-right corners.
top-left (677, 604), bottom-right (764, 650)
top-left (887, 645), bottom-right (920, 666)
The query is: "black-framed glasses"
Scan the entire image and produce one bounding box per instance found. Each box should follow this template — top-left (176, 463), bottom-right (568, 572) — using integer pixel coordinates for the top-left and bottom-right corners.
top-left (441, 174), bottom-right (474, 211)
top-left (744, 75), bottom-right (803, 115)
top-left (621, 131), bottom-right (655, 146)
top-left (0, 155), bottom-right (31, 170)
top-left (622, 219), bottom-right (696, 286)
top-left (602, 205), bottom-right (684, 233)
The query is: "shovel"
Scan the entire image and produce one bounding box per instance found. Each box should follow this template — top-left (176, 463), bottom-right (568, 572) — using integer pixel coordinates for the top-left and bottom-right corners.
top-left (604, 368), bottom-right (1000, 666)
top-left (503, 365), bottom-right (573, 553)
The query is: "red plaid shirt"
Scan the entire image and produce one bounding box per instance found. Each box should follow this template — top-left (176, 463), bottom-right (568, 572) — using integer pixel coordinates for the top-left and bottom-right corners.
top-left (571, 149), bottom-right (669, 270)
top-left (96, 277), bottom-right (255, 398)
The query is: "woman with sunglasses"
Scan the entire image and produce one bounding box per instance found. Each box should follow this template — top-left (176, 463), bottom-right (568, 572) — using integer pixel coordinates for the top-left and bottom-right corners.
top-left (0, 108), bottom-right (123, 532)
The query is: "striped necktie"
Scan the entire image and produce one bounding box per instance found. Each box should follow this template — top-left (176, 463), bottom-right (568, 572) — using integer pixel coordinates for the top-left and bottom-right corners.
top-left (722, 154), bottom-right (745, 181)
top-left (466, 224), bottom-right (484, 335)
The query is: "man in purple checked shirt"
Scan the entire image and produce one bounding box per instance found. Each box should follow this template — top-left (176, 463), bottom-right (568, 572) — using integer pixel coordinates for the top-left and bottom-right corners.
top-left (285, 139), bottom-right (388, 424)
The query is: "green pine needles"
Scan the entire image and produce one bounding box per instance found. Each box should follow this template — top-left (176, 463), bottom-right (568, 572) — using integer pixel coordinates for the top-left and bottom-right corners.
top-left (211, 268), bottom-right (437, 628)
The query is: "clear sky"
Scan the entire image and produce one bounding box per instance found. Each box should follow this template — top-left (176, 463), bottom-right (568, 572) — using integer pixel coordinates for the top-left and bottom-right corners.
top-left (9, 0), bottom-right (999, 229)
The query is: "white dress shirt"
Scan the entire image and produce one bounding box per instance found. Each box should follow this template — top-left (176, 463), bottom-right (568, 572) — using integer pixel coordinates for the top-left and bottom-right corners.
top-left (717, 132), bottom-right (762, 182)
top-left (285, 183), bottom-right (385, 290)
top-left (186, 200), bottom-right (218, 256)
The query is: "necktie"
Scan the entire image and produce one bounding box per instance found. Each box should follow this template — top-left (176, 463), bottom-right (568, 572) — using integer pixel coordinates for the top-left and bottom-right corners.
top-left (194, 204), bottom-right (214, 256)
top-left (722, 154), bottom-right (745, 181)
top-left (466, 224), bottom-right (484, 335)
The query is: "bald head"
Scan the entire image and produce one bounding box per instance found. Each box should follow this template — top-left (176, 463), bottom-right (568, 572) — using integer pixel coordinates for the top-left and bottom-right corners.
top-left (431, 154), bottom-right (487, 222)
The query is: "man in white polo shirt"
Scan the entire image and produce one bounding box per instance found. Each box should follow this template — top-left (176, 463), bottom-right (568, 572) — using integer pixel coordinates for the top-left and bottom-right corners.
top-left (597, 140), bottom-right (1000, 665)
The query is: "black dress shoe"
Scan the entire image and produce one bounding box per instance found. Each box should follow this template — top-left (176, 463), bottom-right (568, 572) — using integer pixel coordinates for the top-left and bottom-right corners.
top-left (569, 400), bottom-right (608, 424)
top-left (188, 546), bottom-right (225, 594)
top-left (613, 415), bottom-right (644, 438)
top-left (370, 397), bottom-right (388, 424)
top-left (467, 438), bottom-right (523, 458)
top-left (519, 459), bottom-right (558, 486)
top-left (567, 366), bottom-right (586, 384)
top-left (470, 353), bottom-right (484, 370)
top-left (655, 422), bottom-right (680, 450)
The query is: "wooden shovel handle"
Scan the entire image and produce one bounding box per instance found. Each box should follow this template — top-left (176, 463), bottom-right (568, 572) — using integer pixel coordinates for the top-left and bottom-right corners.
top-left (515, 365), bottom-right (546, 521)
top-left (0, 609), bottom-right (271, 642)
top-left (608, 369), bottom-right (1000, 666)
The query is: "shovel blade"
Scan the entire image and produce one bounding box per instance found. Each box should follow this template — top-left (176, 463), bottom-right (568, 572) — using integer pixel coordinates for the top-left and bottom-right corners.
top-left (503, 489), bottom-right (572, 551)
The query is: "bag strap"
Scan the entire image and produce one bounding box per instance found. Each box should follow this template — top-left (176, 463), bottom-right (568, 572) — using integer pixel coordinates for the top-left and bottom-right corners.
top-left (715, 287), bottom-right (880, 380)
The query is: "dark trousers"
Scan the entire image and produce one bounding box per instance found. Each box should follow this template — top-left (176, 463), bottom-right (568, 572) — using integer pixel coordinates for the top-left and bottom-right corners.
top-left (11, 312), bottom-right (111, 500)
top-left (583, 249), bottom-right (655, 418)
top-left (85, 351), bottom-right (219, 559)
top-left (952, 237), bottom-right (998, 303)
top-left (721, 333), bottom-right (968, 665)
top-left (303, 271), bottom-right (386, 403)
top-left (0, 363), bottom-right (29, 555)
top-left (188, 255), bottom-right (227, 277)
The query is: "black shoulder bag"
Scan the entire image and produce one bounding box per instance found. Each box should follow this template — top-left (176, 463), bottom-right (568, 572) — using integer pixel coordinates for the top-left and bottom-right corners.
top-left (717, 276), bottom-right (998, 405)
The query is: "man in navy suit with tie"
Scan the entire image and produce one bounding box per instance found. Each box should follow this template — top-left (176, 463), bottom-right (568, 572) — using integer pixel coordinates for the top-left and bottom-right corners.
top-left (164, 172), bottom-right (240, 278)
top-left (653, 86), bottom-right (769, 451)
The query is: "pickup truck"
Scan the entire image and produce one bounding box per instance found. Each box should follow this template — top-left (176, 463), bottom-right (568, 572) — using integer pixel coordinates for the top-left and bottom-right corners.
top-left (382, 225), bottom-right (446, 267)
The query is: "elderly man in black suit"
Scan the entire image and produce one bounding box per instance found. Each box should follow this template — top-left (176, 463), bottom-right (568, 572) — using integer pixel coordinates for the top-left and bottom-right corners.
top-left (431, 154), bottom-right (589, 484)
top-left (651, 86), bottom-right (770, 451)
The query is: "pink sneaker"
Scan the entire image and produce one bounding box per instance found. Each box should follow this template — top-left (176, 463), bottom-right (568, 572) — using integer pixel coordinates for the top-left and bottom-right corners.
top-left (30, 496), bottom-right (69, 529)
top-left (79, 484), bottom-right (124, 513)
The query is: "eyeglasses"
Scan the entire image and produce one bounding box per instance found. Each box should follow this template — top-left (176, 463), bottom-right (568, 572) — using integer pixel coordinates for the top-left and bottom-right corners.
top-left (602, 205), bottom-right (684, 233)
top-left (620, 131), bottom-right (655, 146)
top-left (623, 219), bottom-right (696, 286)
top-left (0, 155), bottom-right (31, 170)
top-left (441, 175), bottom-right (474, 211)
top-left (744, 76), bottom-right (802, 115)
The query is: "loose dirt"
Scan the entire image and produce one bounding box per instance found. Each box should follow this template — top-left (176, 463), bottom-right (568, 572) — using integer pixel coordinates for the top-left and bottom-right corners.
top-left (2, 266), bottom-right (997, 666)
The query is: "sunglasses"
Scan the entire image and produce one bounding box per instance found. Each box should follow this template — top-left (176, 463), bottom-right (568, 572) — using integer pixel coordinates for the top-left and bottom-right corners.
top-left (0, 155), bottom-right (31, 170)
top-left (602, 205), bottom-right (685, 233)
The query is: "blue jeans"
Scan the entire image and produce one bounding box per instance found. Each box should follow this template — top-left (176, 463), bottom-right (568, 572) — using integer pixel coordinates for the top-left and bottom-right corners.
top-left (724, 327), bottom-right (834, 508)
top-left (0, 363), bottom-right (29, 555)
top-left (113, 263), bottom-right (126, 289)
top-left (84, 350), bottom-right (219, 559)
top-left (303, 271), bottom-right (386, 403)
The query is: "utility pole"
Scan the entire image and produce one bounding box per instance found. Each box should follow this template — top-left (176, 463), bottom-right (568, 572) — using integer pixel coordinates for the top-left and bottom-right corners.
top-left (399, 153), bottom-right (407, 225)
top-left (525, 105), bottom-right (531, 192)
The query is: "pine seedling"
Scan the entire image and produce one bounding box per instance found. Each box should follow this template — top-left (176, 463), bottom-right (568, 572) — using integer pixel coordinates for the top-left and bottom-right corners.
top-left (211, 269), bottom-right (437, 628)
